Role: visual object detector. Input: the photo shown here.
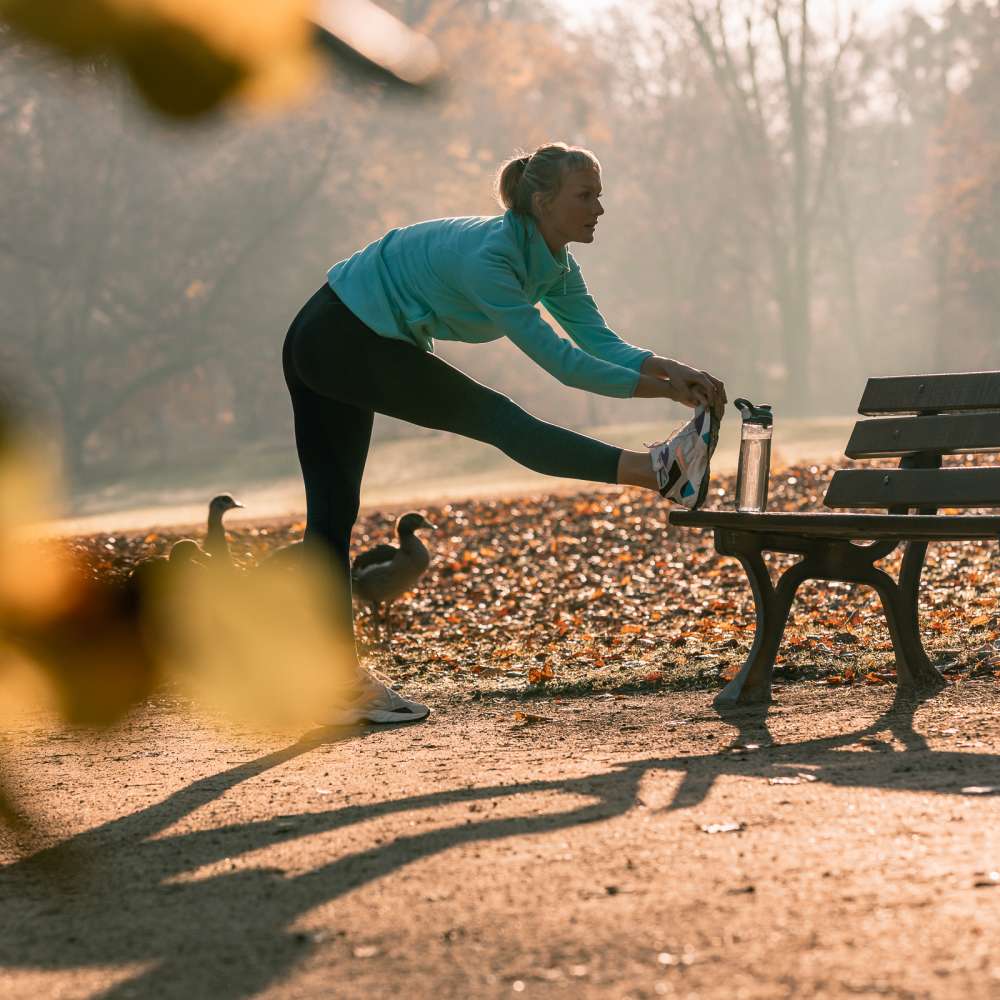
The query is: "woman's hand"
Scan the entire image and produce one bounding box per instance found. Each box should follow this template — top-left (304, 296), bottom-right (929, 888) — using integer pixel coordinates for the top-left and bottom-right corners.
top-left (641, 356), bottom-right (727, 416)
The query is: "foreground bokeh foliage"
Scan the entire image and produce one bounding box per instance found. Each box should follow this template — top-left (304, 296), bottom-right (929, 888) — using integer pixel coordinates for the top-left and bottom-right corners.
top-left (0, 0), bottom-right (440, 117)
top-left (0, 413), bottom-right (356, 849)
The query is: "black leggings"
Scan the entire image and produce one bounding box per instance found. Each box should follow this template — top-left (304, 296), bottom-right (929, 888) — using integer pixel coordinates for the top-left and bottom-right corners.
top-left (282, 284), bottom-right (622, 645)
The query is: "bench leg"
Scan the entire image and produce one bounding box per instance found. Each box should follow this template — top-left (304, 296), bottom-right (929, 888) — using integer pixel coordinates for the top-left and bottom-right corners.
top-left (714, 550), bottom-right (810, 707)
top-left (707, 530), bottom-right (946, 706)
top-left (874, 543), bottom-right (946, 696)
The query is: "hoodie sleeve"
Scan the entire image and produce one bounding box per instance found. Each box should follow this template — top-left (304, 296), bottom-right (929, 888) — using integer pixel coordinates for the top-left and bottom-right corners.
top-left (540, 257), bottom-right (652, 372)
top-left (458, 247), bottom-right (642, 398)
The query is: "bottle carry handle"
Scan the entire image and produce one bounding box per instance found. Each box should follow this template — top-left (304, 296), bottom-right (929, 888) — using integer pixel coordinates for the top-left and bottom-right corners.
top-left (734, 398), bottom-right (773, 427)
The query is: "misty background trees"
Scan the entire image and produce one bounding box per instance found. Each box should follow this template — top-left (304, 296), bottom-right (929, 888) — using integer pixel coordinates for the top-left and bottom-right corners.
top-left (1, 0), bottom-right (997, 494)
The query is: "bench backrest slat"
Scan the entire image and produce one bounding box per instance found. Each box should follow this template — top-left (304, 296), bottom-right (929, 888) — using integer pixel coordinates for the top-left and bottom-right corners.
top-left (859, 371), bottom-right (1000, 415)
top-left (845, 412), bottom-right (1000, 459)
top-left (825, 468), bottom-right (1000, 509)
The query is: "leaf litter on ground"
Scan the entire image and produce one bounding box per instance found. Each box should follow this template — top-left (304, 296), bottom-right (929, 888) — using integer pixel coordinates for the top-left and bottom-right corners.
top-left (64, 458), bottom-right (1000, 699)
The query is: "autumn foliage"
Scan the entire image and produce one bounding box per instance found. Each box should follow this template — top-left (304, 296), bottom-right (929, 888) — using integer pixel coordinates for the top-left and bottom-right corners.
top-left (69, 460), bottom-right (1000, 695)
top-left (2, 1), bottom-right (999, 489)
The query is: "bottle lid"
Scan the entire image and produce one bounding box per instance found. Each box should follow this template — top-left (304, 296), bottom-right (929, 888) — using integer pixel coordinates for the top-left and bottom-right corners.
top-left (734, 398), bottom-right (773, 427)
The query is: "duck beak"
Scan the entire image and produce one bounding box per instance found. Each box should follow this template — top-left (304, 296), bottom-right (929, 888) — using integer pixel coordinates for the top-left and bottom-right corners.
top-left (232, 500), bottom-right (244, 509)
top-left (422, 519), bottom-right (437, 530)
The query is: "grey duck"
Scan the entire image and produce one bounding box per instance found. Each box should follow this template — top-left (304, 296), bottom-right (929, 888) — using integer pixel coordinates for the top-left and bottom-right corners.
top-left (122, 537), bottom-right (212, 615)
top-left (352, 511), bottom-right (436, 635)
top-left (204, 493), bottom-right (243, 565)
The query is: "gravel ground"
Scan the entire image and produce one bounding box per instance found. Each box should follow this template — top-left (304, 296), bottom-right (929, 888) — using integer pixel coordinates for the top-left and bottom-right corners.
top-left (2, 680), bottom-right (999, 1000)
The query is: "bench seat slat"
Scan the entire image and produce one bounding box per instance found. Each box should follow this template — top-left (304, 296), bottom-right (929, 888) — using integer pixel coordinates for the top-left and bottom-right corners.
top-left (669, 510), bottom-right (1000, 540)
top-left (859, 371), bottom-right (1000, 415)
top-left (824, 468), bottom-right (1000, 508)
top-left (846, 413), bottom-right (1000, 458)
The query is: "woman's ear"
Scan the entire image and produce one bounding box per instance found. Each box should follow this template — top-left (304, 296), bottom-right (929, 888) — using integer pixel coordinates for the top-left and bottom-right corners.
top-left (531, 190), bottom-right (546, 217)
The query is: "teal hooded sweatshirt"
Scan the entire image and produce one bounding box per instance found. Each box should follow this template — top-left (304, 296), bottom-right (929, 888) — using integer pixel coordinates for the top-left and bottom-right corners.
top-left (326, 210), bottom-right (651, 399)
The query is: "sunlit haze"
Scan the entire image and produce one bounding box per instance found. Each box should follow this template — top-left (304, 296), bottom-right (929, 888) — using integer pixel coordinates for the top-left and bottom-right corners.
top-left (562, 0), bottom-right (943, 30)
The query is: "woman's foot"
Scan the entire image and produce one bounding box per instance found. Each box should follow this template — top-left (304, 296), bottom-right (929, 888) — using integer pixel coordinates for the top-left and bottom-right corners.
top-left (320, 667), bottom-right (430, 726)
top-left (647, 406), bottom-right (720, 508)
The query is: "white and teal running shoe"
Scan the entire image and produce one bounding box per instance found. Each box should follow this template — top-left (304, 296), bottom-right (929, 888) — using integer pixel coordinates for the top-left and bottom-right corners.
top-left (647, 406), bottom-right (720, 509)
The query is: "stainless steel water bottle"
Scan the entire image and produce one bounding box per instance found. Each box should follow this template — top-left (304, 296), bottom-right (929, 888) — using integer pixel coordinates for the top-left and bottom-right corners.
top-left (734, 398), bottom-right (773, 512)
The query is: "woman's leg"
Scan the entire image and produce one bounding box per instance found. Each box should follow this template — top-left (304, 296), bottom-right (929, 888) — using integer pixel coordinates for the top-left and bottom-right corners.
top-left (617, 450), bottom-right (658, 491)
top-left (288, 288), bottom-right (629, 485)
top-left (283, 293), bottom-right (374, 641)
top-left (282, 286), bottom-right (665, 705)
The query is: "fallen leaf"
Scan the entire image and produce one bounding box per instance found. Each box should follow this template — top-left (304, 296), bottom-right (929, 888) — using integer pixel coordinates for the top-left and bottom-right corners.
top-left (833, 631), bottom-right (859, 645)
top-left (527, 662), bottom-right (554, 685)
top-left (512, 711), bottom-right (552, 725)
top-left (699, 822), bottom-right (744, 834)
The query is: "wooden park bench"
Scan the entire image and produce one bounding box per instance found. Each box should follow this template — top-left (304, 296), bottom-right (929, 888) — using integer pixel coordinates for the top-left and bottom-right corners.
top-left (671, 371), bottom-right (1000, 707)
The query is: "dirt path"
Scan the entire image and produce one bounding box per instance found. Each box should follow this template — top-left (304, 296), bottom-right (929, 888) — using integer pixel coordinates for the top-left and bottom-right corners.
top-left (2, 681), bottom-right (999, 999)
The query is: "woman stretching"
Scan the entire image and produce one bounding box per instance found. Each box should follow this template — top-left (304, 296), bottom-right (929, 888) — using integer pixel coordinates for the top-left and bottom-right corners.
top-left (283, 142), bottom-right (727, 725)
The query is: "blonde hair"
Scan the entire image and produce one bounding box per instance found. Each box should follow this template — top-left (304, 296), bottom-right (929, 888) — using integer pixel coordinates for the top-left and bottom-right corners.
top-left (495, 142), bottom-right (601, 217)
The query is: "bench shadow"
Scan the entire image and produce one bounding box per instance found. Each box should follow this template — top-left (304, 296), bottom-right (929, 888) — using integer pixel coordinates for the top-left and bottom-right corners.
top-left (669, 687), bottom-right (939, 809)
top-left (0, 690), bottom-right (994, 999)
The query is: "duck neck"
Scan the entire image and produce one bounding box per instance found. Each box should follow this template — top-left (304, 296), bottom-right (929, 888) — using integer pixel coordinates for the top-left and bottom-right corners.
top-left (397, 528), bottom-right (419, 550)
top-left (206, 509), bottom-right (230, 561)
top-left (397, 529), bottom-right (429, 567)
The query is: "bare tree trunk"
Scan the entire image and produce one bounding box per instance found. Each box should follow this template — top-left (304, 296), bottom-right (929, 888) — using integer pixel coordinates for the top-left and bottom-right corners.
top-left (686, 0), bottom-right (854, 413)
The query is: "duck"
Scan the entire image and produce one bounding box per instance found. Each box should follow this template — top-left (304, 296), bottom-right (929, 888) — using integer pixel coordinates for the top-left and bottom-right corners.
top-left (256, 538), bottom-right (303, 570)
top-left (351, 511), bottom-right (436, 636)
top-left (121, 537), bottom-right (213, 616)
top-left (168, 537), bottom-right (213, 565)
top-left (204, 493), bottom-right (243, 566)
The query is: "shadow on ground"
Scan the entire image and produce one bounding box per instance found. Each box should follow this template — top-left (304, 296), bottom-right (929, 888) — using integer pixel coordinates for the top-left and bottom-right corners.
top-left (1, 691), bottom-right (995, 998)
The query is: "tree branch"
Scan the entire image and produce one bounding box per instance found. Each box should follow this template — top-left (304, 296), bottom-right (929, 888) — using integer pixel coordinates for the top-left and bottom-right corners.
top-left (81, 351), bottom-right (219, 436)
top-left (688, 1), bottom-right (778, 223)
top-left (807, 10), bottom-right (856, 225)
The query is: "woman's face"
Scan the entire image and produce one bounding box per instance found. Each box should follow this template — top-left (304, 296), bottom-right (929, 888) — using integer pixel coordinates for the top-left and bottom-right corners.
top-left (535, 166), bottom-right (604, 250)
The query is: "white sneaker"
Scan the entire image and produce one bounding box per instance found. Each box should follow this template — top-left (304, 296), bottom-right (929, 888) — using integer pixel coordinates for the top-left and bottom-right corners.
top-left (321, 668), bottom-right (430, 726)
top-left (647, 406), bottom-right (720, 509)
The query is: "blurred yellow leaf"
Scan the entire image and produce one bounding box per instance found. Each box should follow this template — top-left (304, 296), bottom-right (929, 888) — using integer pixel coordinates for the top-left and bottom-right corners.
top-left (0, 431), bottom-right (75, 624)
top-left (2, 0), bottom-right (318, 117)
top-left (154, 550), bottom-right (357, 731)
top-left (2, 0), bottom-right (442, 118)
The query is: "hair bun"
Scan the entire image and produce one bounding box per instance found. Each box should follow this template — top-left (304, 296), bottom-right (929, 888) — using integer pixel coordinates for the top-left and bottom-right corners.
top-left (494, 143), bottom-right (600, 215)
